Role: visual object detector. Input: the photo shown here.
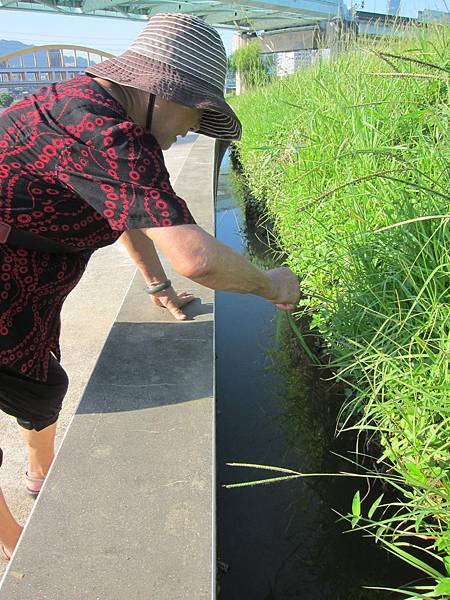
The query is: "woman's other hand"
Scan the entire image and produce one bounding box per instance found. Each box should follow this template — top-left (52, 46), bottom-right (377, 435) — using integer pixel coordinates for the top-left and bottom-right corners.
top-left (150, 286), bottom-right (195, 320)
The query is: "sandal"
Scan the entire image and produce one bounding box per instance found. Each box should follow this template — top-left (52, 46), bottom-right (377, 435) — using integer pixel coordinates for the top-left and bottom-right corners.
top-left (1, 545), bottom-right (10, 561)
top-left (25, 472), bottom-right (45, 498)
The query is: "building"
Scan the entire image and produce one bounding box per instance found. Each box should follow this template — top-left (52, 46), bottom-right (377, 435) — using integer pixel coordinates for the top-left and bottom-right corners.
top-left (386, 0), bottom-right (400, 16)
top-left (417, 9), bottom-right (450, 24)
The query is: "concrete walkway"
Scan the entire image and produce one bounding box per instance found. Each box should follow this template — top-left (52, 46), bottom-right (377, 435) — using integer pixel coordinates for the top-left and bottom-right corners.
top-left (0, 134), bottom-right (216, 598)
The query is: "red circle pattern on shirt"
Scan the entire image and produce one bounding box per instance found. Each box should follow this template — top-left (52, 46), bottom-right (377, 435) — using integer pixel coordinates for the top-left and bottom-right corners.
top-left (0, 75), bottom-right (195, 381)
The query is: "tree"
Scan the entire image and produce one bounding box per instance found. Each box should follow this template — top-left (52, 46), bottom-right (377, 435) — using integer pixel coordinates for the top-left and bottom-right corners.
top-left (228, 41), bottom-right (274, 92)
top-left (0, 92), bottom-right (14, 108)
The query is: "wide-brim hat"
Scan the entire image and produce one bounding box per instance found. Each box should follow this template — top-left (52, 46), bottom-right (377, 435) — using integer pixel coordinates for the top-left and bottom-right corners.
top-left (85, 13), bottom-right (241, 141)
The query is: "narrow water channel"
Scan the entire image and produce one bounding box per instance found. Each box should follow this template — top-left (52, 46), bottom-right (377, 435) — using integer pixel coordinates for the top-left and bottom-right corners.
top-left (215, 153), bottom-right (416, 600)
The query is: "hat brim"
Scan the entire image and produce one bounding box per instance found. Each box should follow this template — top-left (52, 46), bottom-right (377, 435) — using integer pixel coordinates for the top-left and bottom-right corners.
top-left (86, 50), bottom-right (241, 141)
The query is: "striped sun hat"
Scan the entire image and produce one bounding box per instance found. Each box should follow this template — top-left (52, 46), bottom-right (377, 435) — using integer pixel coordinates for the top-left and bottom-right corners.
top-left (85, 13), bottom-right (241, 140)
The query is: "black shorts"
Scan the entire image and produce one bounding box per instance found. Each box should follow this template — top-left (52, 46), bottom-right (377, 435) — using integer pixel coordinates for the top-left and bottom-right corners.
top-left (0, 356), bottom-right (68, 431)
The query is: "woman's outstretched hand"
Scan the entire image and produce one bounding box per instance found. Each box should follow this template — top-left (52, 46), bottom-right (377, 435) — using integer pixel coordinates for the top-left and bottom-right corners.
top-left (150, 287), bottom-right (195, 321)
top-left (265, 267), bottom-right (301, 310)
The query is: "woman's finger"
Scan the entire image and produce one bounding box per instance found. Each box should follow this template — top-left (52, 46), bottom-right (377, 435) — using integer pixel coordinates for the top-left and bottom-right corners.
top-left (166, 301), bottom-right (188, 320)
top-left (176, 294), bottom-right (195, 308)
top-left (150, 289), bottom-right (196, 319)
top-left (275, 303), bottom-right (296, 310)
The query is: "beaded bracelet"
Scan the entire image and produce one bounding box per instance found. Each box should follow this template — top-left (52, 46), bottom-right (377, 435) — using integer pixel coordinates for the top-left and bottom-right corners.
top-left (146, 279), bottom-right (172, 294)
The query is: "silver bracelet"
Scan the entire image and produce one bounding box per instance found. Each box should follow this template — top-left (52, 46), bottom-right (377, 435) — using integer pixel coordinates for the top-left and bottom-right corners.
top-left (146, 280), bottom-right (172, 294)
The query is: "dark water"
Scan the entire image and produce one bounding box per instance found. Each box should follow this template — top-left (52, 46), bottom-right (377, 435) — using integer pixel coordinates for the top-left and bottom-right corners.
top-left (215, 155), bottom-right (418, 600)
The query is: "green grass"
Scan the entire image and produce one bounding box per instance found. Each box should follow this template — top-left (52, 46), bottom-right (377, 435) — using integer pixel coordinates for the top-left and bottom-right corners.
top-left (230, 23), bottom-right (450, 598)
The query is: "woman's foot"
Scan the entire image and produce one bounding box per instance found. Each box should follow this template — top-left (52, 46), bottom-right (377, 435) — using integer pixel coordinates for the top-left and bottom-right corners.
top-left (0, 526), bottom-right (23, 561)
top-left (0, 525), bottom-right (23, 560)
top-left (25, 472), bottom-right (45, 497)
top-left (0, 487), bottom-right (23, 561)
top-left (18, 421), bottom-right (57, 498)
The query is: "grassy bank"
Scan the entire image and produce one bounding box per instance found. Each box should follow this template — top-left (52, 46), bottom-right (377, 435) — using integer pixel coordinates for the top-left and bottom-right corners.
top-left (230, 24), bottom-right (450, 598)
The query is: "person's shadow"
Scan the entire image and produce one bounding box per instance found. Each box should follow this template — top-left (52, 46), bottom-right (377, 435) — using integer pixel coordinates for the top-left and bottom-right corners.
top-left (77, 273), bottom-right (214, 415)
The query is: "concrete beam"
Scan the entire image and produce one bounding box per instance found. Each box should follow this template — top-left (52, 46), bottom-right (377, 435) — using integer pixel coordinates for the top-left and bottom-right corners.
top-left (256, 26), bottom-right (318, 51)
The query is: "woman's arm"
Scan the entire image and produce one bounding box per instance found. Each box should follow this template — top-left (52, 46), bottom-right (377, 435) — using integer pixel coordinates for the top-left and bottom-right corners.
top-left (120, 229), bottom-right (168, 286)
top-left (120, 230), bottom-right (195, 320)
top-left (142, 224), bottom-right (300, 308)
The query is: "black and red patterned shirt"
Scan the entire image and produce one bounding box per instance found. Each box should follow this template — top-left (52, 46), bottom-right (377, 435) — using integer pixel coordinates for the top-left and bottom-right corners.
top-left (0, 74), bottom-right (195, 381)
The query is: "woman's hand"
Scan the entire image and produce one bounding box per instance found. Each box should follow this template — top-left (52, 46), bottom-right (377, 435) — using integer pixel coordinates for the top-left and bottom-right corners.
top-left (150, 286), bottom-right (195, 321)
top-left (265, 267), bottom-right (301, 310)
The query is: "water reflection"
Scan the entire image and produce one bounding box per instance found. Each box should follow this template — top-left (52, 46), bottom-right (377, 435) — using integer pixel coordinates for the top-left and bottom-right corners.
top-left (216, 153), bottom-right (415, 599)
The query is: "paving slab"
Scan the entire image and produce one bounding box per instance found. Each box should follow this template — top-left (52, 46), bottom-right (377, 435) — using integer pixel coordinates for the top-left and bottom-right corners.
top-left (0, 134), bottom-right (198, 574)
top-left (0, 133), bottom-right (215, 598)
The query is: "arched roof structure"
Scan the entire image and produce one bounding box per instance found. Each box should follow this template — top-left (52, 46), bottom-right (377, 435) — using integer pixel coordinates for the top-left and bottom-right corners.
top-left (0, 44), bottom-right (113, 65)
top-left (0, 44), bottom-right (112, 89)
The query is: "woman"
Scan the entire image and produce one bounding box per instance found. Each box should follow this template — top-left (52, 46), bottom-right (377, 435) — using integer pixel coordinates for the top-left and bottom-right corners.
top-left (0, 13), bottom-right (299, 560)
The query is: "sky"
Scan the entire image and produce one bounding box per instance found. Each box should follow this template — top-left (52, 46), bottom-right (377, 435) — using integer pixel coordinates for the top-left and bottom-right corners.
top-left (0, 0), bottom-right (448, 57)
top-left (0, 10), bottom-right (235, 55)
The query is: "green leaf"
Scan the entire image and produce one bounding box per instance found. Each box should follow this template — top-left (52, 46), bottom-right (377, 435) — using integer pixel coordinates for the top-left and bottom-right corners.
top-left (381, 539), bottom-right (444, 579)
top-left (414, 512), bottom-right (425, 534)
top-left (351, 516), bottom-right (360, 529)
top-left (406, 462), bottom-right (427, 485)
top-left (352, 490), bottom-right (361, 518)
top-left (444, 555), bottom-right (450, 576)
top-left (433, 578), bottom-right (450, 594)
top-left (368, 493), bottom-right (384, 519)
top-left (286, 312), bottom-right (321, 366)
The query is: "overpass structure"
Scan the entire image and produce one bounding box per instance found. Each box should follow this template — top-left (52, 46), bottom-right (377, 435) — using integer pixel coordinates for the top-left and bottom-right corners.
top-left (0, 0), bottom-right (349, 32)
top-left (0, 0), bottom-right (351, 98)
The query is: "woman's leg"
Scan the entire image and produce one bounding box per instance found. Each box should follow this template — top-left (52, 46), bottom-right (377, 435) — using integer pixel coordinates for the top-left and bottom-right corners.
top-left (0, 423), bottom-right (55, 560)
top-left (0, 358), bottom-right (66, 555)
top-left (0, 488), bottom-right (22, 559)
top-left (3, 356), bottom-right (67, 488)
top-left (18, 421), bottom-right (57, 482)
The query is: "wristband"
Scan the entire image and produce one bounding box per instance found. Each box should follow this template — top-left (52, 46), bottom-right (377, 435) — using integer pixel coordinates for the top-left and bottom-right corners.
top-left (146, 280), bottom-right (172, 294)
